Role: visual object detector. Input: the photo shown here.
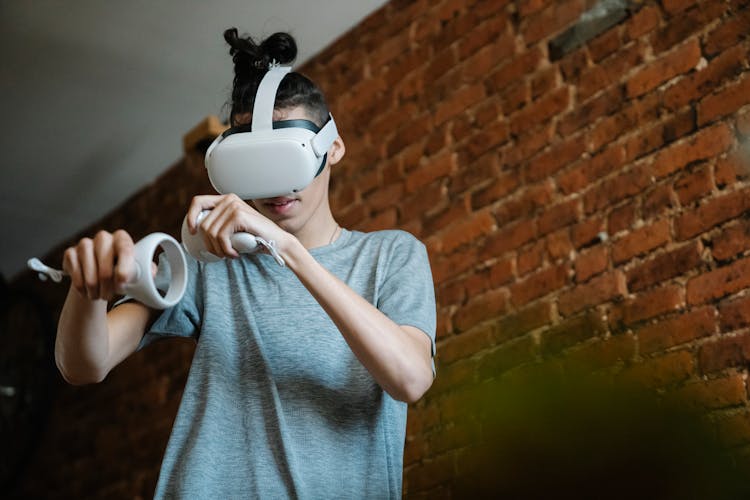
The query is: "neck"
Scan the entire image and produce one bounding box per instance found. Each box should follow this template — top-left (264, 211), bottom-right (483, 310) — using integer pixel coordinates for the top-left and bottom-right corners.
top-left (291, 198), bottom-right (339, 250)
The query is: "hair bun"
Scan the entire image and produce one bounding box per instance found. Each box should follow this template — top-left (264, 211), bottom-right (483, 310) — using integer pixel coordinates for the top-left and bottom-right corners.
top-left (223, 28), bottom-right (297, 72)
top-left (260, 32), bottom-right (297, 66)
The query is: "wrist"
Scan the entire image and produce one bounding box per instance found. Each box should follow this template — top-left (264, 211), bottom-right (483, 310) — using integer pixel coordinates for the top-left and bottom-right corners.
top-left (279, 235), bottom-right (312, 273)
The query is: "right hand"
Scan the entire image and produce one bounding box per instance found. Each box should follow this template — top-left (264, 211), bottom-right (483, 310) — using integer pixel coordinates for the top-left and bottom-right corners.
top-left (62, 230), bottom-right (137, 302)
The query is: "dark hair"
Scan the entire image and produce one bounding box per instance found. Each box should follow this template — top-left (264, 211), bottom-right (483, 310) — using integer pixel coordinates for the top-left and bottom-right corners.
top-left (223, 28), bottom-right (330, 127)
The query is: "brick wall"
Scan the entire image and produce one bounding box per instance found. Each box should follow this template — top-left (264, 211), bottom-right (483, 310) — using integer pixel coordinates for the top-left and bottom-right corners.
top-left (11, 0), bottom-right (750, 497)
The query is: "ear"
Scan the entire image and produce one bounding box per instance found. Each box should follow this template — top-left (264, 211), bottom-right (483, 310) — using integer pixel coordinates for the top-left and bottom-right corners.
top-left (327, 136), bottom-right (346, 166)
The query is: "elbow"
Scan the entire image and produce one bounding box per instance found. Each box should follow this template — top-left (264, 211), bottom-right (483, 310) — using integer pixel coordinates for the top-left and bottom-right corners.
top-left (55, 353), bottom-right (107, 386)
top-left (391, 370), bottom-right (434, 404)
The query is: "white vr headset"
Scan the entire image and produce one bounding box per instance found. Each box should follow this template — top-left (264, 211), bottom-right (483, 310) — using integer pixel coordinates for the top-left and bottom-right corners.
top-left (204, 65), bottom-right (339, 199)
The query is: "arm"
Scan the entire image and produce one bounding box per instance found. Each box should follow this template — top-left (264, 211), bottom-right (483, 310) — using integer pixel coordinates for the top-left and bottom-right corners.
top-left (55, 230), bottom-right (156, 385)
top-left (187, 194), bottom-right (435, 403)
top-left (285, 240), bottom-right (434, 403)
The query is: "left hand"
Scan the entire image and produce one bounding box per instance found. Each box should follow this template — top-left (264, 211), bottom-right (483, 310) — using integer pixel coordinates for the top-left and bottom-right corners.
top-left (186, 193), bottom-right (293, 259)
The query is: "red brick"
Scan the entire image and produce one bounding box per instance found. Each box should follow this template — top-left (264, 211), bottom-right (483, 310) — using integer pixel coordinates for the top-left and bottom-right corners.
top-left (434, 84), bottom-right (486, 125)
top-left (620, 350), bottom-right (695, 388)
top-left (673, 373), bottom-right (747, 410)
top-left (624, 108), bottom-right (696, 163)
top-left (698, 72), bottom-right (750, 126)
top-left (612, 219), bottom-right (671, 264)
top-left (698, 332), bottom-right (750, 374)
top-left (437, 279), bottom-right (465, 307)
top-left (610, 284), bottom-right (684, 329)
top-left (642, 183), bottom-right (677, 220)
top-left (588, 25), bottom-right (622, 63)
top-left (437, 325), bottom-right (494, 364)
top-left (463, 120), bottom-right (511, 160)
top-left (457, 12), bottom-right (509, 59)
top-left (487, 47), bottom-right (544, 92)
top-left (586, 104), bottom-right (640, 153)
top-left (474, 98), bottom-right (502, 127)
top-left (509, 262), bottom-right (570, 307)
top-left (626, 5), bottom-right (661, 40)
top-left (674, 164), bottom-right (712, 206)
top-left (583, 163), bottom-right (651, 214)
top-left (637, 306), bottom-right (717, 354)
top-left (489, 257), bottom-right (515, 287)
top-left (546, 229), bottom-right (574, 261)
top-left (559, 46), bottom-right (589, 84)
top-left (509, 87), bottom-right (570, 135)
top-left (401, 183), bottom-right (446, 222)
top-left (480, 219), bottom-right (536, 259)
top-left (649, 3), bottom-right (727, 54)
top-left (454, 288), bottom-right (510, 332)
top-left (558, 86), bottom-right (623, 137)
top-left (575, 245), bottom-right (608, 283)
top-left (663, 44), bottom-right (745, 112)
top-left (627, 39), bottom-right (701, 98)
top-left (540, 310), bottom-right (607, 355)
top-left (517, 0), bottom-right (548, 16)
top-left (436, 209), bottom-right (495, 254)
top-left (504, 123), bottom-right (555, 167)
top-left (564, 333), bottom-right (636, 369)
top-left (576, 65), bottom-right (610, 103)
top-left (531, 67), bottom-right (559, 99)
top-left (626, 241), bottom-right (703, 292)
top-left (526, 135), bottom-right (587, 182)
top-left (719, 295), bottom-right (750, 333)
top-left (424, 202), bottom-right (470, 235)
top-left (431, 246), bottom-right (478, 282)
top-left (608, 201), bottom-right (637, 235)
top-left (537, 198), bottom-right (580, 236)
top-left (494, 301), bottom-right (554, 343)
top-left (478, 334), bottom-right (538, 379)
top-left (558, 270), bottom-right (627, 317)
top-left (361, 207), bottom-right (397, 232)
top-left (652, 123), bottom-right (734, 180)
top-left (462, 33), bottom-right (516, 82)
top-left (662, 0), bottom-right (698, 14)
top-left (705, 9), bottom-right (750, 57)
top-left (675, 186), bottom-right (750, 240)
top-left (715, 154), bottom-right (748, 189)
top-left (517, 239), bottom-right (546, 276)
top-left (713, 219), bottom-right (750, 261)
top-left (471, 170), bottom-right (522, 210)
top-left (499, 81), bottom-right (530, 114)
top-left (558, 145), bottom-right (626, 195)
top-left (571, 217), bottom-right (606, 249)
top-left (521, 0), bottom-right (585, 45)
top-left (687, 256), bottom-right (750, 306)
top-left (405, 151), bottom-right (454, 193)
top-left (494, 182), bottom-right (554, 226)
top-left (451, 153), bottom-right (499, 196)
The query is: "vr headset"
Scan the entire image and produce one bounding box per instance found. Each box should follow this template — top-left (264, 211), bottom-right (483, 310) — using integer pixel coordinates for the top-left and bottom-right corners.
top-left (204, 65), bottom-right (339, 199)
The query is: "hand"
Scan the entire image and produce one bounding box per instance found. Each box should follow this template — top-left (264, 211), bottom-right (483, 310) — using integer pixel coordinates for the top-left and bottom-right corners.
top-left (62, 230), bottom-right (137, 301)
top-left (186, 194), bottom-right (292, 259)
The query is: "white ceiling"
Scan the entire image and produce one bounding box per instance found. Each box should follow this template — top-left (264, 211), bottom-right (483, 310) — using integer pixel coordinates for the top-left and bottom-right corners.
top-left (0, 0), bottom-right (387, 280)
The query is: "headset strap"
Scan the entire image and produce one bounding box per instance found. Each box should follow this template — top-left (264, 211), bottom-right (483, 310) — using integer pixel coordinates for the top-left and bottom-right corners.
top-left (251, 66), bottom-right (292, 132)
top-left (310, 114), bottom-right (338, 157)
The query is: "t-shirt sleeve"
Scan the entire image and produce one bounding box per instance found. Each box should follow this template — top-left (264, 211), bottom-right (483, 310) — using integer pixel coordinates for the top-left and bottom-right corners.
top-left (376, 232), bottom-right (437, 370)
top-left (113, 251), bottom-right (202, 350)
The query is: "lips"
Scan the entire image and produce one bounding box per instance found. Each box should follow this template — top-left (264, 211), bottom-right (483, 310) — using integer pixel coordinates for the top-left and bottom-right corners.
top-left (263, 196), bottom-right (298, 215)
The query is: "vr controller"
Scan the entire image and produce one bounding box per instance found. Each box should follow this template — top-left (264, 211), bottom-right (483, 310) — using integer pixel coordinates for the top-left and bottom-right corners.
top-left (29, 210), bottom-right (284, 310)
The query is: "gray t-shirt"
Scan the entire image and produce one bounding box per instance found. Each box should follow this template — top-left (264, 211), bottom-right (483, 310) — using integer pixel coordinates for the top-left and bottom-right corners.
top-left (138, 228), bottom-right (436, 499)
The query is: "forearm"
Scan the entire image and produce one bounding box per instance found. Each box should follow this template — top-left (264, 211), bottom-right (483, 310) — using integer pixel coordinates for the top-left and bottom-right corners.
top-left (55, 286), bottom-right (111, 384)
top-left (284, 239), bottom-right (433, 402)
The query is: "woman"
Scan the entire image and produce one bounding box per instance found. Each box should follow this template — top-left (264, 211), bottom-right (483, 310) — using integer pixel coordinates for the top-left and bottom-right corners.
top-left (56, 29), bottom-right (436, 498)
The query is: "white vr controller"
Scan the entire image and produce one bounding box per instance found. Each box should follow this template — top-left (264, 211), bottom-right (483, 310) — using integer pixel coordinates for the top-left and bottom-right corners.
top-left (28, 210), bottom-right (283, 309)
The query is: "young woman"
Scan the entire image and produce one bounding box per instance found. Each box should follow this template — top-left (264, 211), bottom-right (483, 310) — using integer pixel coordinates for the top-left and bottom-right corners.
top-left (55, 29), bottom-right (436, 498)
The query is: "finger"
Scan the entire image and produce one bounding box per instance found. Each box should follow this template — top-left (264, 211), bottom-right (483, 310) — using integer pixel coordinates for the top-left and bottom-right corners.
top-left (112, 230), bottom-right (136, 290)
top-left (210, 197), bottom-right (245, 258)
top-left (63, 247), bottom-right (85, 297)
top-left (77, 238), bottom-right (99, 300)
top-left (187, 195), bottom-right (223, 234)
top-left (200, 199), bottom-right (232, 257)
top-left (94, 231), bottom-right (115, 301)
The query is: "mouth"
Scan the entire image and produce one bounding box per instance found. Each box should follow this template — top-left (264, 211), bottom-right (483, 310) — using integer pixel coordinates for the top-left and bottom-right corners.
top-left (263, 196), bottom-right (299, 215)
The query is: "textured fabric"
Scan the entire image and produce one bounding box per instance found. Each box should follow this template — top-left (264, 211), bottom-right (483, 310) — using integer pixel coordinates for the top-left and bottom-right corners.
top-left (137, 228), bottom-right (436, 499)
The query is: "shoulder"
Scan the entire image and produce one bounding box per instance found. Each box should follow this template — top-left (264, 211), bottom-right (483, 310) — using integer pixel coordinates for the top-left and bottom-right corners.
top-left (346, 228), bottom-right (425, 251)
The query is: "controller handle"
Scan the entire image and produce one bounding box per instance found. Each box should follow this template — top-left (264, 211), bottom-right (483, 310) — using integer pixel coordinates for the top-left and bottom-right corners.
top-left (180, 210), bottom-right (259, 262)
top-left (27, 232), bottom-right (188, 310)
top-left (121, 233), bottom-right (188, 309)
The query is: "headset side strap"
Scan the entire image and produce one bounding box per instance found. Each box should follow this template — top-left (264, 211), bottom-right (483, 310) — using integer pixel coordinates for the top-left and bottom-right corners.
top-left (251, 66), bottom-right (292, 132)
top-left (310, 114), bottom-right (339, 157)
